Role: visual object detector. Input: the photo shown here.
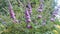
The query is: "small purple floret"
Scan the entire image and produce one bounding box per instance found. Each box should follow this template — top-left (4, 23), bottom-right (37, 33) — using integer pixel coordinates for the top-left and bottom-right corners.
top-left (50, 18), bottom-right (55, 22)
top-left (27, 24), bottom-right (32, 28)
top-left (38, 15), bottom-right (42, 18)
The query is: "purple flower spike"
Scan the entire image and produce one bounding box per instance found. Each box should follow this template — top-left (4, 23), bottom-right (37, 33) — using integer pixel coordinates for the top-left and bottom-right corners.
top-left (10, 11), bottom-right (15, 19)
top-left (8, 0), bottom-right (18, 23)
top-left (8, 1), bottom-right (16, 19)
top-left (27, 24), bottom-right (32, 29)
top-left (25, 8), bottom-right (31, 23)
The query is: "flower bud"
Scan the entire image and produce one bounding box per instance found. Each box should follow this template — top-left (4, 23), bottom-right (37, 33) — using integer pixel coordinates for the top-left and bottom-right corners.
top-left (50, 18), bottom-right (55, 22)
top-left (25, 16), bottom-right (30, 19)
top-left (27, 24), bottom-right (32, 29)
top-left (26, 19), bottom-right (31, 23)
top-left (25, 8), bottom-right (30, 16)
top-left (38, 15), bottom-right (42, 18)
top-left (37, 3), bottom-right (44, 12)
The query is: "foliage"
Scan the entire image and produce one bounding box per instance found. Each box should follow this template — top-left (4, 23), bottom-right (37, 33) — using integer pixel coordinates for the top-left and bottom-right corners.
top-left (0, 0), bottom-right (60, 34)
